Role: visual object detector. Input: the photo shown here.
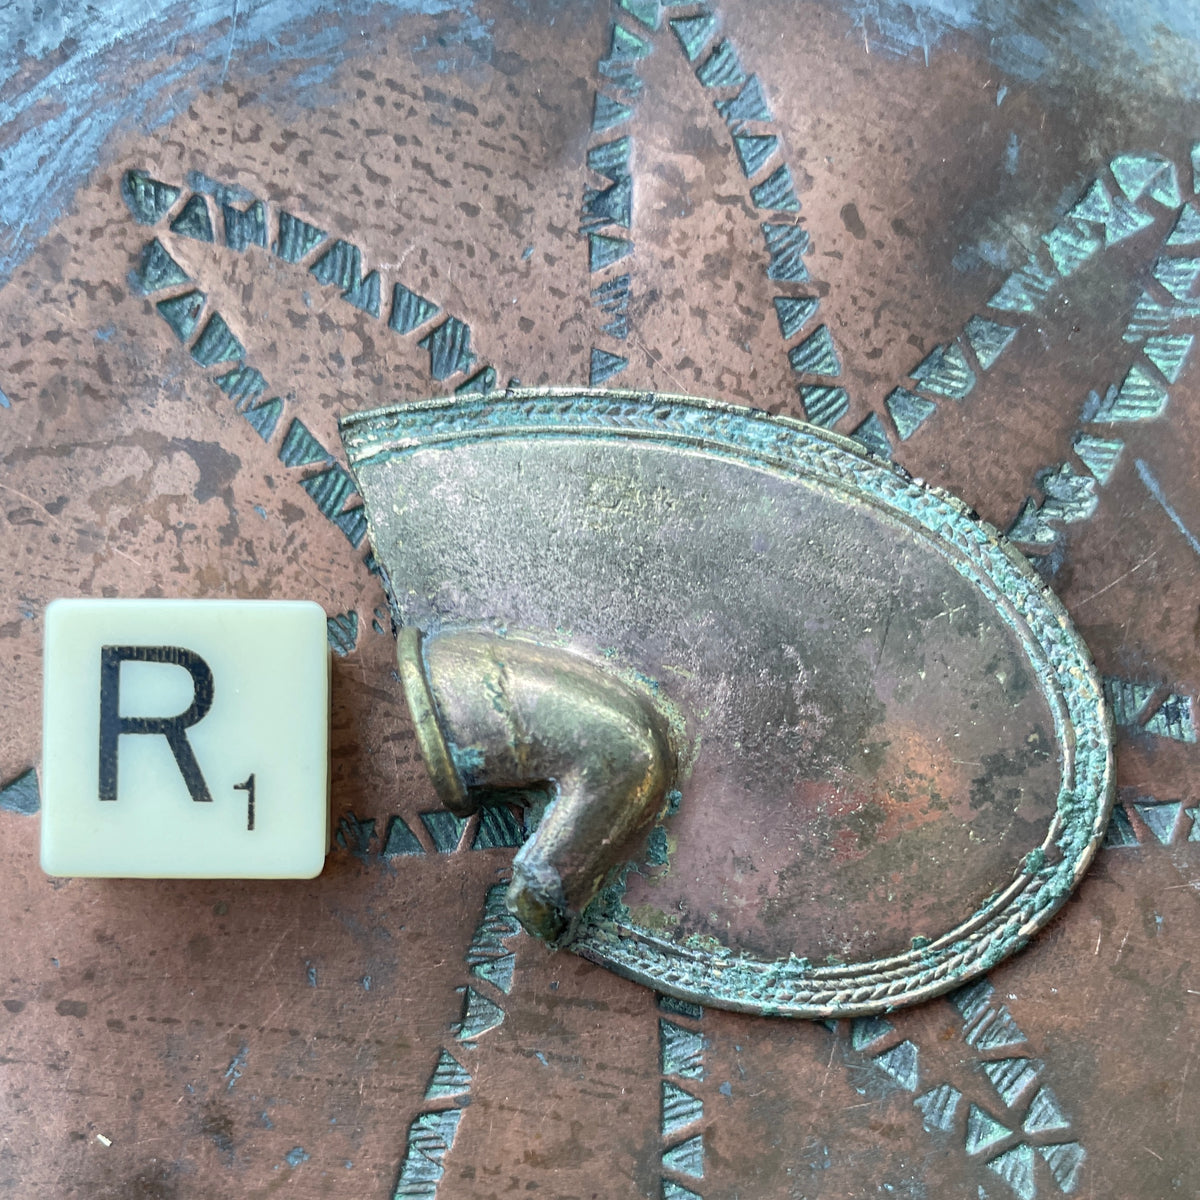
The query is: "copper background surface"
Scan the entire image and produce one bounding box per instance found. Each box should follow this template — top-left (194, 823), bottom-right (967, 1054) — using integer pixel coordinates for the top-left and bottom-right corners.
top-left (1, 1), bottom-right (1198, 1196)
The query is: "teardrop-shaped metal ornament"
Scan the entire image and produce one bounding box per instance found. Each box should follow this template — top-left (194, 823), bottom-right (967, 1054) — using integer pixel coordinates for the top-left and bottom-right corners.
top-left (340, 389), bottom-right (1113, 1018)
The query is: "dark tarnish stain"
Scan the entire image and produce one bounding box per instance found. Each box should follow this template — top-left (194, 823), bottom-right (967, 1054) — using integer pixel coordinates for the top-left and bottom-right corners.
top-left (199, 1104), bottom-right (236, 1165)
top-left (186, 933), bottom-right (212, 961)
top-left (3, 999), bottom-right (25, 1013)
top-left (969, 727), bottom-right (1052, 811)
top-left (101, 1162), bottom-right (181, 1200)
top-left (55, 999), bottom-right (88, 1018)
top-left (168, 437), bottom-right (241, 504)
top-left (840, 201), bottom-right (867, 240)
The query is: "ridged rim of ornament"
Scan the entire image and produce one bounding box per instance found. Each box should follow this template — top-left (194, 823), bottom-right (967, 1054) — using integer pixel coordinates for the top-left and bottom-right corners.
top-left (341, 387), bottom-right (1115, 1018)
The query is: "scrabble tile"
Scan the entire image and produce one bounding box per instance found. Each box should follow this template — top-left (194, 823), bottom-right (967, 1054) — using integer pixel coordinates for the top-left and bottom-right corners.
top-left (41, 598), bottom-right (330, 878)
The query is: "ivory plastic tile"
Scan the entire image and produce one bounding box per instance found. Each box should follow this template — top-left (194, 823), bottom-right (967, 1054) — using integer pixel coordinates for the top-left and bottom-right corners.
top-left (41, 598), bottom-right (330, 878)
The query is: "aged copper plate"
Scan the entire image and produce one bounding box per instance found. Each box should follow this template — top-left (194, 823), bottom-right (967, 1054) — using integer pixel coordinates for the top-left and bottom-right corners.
top-left (343, 389), bottom-right (1113, 1016)
top-left (1, 0), bottom-right (1199, 1196)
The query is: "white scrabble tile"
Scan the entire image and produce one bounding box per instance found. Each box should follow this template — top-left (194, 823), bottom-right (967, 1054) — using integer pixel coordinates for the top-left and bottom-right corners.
top-left (41, 598), bottom-right (330, 878)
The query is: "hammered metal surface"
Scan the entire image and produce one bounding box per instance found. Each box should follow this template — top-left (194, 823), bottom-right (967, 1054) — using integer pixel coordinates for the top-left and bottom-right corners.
top-left (1, 1), bottom-right (1199, 1197)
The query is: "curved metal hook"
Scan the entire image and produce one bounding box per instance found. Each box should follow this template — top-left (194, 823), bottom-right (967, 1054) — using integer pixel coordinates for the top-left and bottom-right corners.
top-left (398, 627), bottom-right (676, 946)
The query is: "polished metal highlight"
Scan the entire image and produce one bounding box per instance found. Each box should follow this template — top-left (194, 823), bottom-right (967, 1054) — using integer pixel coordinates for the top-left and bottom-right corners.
top-left (397, 626), bottom-right (675, 945)
top-left (341, 388), bottom-right (1114, 1018)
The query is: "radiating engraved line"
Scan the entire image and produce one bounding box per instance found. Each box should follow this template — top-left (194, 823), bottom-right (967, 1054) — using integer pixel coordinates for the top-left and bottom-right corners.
top-left (390, 883), bottom-right (522, 1198)
top-left (946, 980), bottom-right (1084, 1194)
top-left (582, 3), bottom-right (654, 386)
top-left (127, 167), bottom-right (494, 390)
top-left (881, 150), bottom-right (1187, 499)
top-left (123, 166), bottom-right (511, 583)
top-left (666, 5), bottom-right (852, 432)
top-left (833, 989), bottom-right (1081, 1196)
top-left (990, 149), bottom-right (1197, 575)
top-left (657, 993), bottom-right (705, 1194)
